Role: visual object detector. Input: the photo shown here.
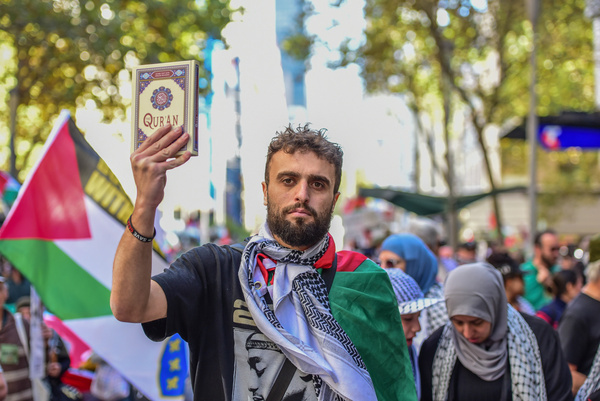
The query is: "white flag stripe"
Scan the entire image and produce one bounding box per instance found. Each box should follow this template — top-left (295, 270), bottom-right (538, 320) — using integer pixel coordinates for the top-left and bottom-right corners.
top-left (55, 196), bottom-right (168, 290)
top-left (64, 316), bottom-right (177, 401)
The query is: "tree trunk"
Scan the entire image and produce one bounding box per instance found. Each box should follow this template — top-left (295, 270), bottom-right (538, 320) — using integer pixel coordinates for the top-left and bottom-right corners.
top-left (585, 0), bottom-right (600, 108)
top-left (9, 87), bottom-right (19, 179)
top-left (474, 124), bottom-right (504, 244)
top-left (443, 78), bottom-right (458, 251)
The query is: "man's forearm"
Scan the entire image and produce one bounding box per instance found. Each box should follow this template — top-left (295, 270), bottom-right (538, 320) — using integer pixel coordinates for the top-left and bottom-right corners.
top-left (569, 364), bottom-right (586, 395)
top-left (111, 124), bottom-right (190, 323)
top-left (111, 209), bottom-right (156, 322)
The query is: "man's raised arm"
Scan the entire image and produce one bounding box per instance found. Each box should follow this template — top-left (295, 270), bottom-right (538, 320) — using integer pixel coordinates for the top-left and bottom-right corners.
top-left (111, 125), bottom-right (191, 323)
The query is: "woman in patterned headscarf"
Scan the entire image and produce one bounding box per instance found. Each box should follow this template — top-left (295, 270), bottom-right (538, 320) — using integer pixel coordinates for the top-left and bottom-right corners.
top-left (418, 263), bottom-right (573, 401)
top-left (379, 233), bottom-right (448, 349)
top-left (386, 268), bottom-right (442, 400)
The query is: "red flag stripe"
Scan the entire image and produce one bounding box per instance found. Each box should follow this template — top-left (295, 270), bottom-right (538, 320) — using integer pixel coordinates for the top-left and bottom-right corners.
top-left (0, 116), bottom-right (91, 240)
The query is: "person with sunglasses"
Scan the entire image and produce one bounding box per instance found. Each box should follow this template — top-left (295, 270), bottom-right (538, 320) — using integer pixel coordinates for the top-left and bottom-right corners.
top-left (520, 229), bottom-right (562, 311)
top-left (378, 233), bottom-right (448, 351)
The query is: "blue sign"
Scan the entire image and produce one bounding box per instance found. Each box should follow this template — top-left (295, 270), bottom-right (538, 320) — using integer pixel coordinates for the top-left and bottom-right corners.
top-left (538, 124), bottom-right (600, 150)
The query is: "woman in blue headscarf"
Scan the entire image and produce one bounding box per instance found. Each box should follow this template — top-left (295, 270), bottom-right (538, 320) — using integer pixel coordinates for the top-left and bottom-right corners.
top-left (379, 233), bottom-right (448, 348)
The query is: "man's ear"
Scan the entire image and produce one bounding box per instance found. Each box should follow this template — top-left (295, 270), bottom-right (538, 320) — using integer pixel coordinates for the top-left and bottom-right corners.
top-left (262, 182), bottom-right (268, 206)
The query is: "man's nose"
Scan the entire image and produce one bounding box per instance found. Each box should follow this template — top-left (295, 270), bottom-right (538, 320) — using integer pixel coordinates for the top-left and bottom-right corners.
top-left (294, 181), bottom-right (309, 203)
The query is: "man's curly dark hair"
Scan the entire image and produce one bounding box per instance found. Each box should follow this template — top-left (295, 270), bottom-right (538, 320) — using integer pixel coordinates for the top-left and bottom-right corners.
top-left (264, 124), bottom-right (343, 194)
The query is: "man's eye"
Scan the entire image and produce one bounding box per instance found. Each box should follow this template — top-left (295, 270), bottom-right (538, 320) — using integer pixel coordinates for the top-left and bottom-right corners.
top-left (282, 178), bottom-right (294, 184)
top-left (313, 182), bottom-right (324, 188)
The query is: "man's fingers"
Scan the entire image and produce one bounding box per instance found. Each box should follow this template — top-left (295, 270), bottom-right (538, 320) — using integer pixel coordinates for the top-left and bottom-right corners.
top-left (152, 126), bottom-right (182, 154)
top-left (165, 150), bottom-right (192, 170)
top-left (137, 124), bottom-right (173, 152)
top-left (152, 130), bottom-right (189, 161)
top-left (161, 131), bottom-right (192, 168)
top-left (130, 127), bottom-right (190, 180)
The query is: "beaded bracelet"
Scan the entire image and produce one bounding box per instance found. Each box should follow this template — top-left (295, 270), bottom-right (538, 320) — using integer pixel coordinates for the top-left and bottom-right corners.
top-left (127, 215), bottom-right (156, 243)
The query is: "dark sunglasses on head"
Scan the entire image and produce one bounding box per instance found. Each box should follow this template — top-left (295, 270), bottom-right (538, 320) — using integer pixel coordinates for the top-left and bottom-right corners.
top-left (380, 259), bottom-right (402, 268)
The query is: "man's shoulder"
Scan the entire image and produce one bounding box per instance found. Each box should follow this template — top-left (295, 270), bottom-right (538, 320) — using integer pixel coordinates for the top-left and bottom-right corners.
top-left (157, 243), bottom-right (243, 282)
top-left (0, 310), bottom-right (21, 339)
top-left (2, 309), bottom-right (16, 326)
top-left (520, 259), bottom-right (536, 272)
top-left (565, 293), bottom-right (600, 316)
top-left (521, 311), bottom-right (556, 338)
top-left (179, 242), bottom-right (242, 262)
top-left (335, 250), bottom-right (380, 273)
top-left (329, 251), bottom-right (397, 313)
top-left (558, 296), bottom-right (594, 335)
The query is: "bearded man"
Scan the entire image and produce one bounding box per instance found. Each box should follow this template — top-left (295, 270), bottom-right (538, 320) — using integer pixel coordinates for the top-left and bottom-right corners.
top-left (521, 229), bottom-right (561, 310)
top-left (111, 124), bottom-right (416, 401)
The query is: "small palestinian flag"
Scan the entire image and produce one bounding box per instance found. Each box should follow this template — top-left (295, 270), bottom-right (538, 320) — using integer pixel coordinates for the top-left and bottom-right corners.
top-left (0, 171), bottom-right (20, 208)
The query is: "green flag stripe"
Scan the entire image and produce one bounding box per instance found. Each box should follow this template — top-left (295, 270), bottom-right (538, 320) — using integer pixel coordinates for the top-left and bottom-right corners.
top-left (0, 239), bottom-right (111, 320)
top-left (330, 259), bottom-right (418, 401)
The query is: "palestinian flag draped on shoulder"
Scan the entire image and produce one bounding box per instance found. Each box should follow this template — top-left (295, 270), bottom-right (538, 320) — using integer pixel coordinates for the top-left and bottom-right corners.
top-left (0, 111), bottom-right (187, 401)
top-left (330, 251), bottom-right (418, 401)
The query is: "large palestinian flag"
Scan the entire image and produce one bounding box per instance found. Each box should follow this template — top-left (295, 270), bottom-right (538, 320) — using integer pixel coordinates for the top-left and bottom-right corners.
top-left (0, 111), bottom-right (187, 400)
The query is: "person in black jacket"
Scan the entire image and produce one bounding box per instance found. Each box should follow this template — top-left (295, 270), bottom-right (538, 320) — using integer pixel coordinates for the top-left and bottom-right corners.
top-left (419, 262), bottom-right (573, 401)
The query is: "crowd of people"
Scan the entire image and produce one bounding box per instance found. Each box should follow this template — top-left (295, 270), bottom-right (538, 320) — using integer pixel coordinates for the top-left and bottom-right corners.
top-left (0, 258), bottom-right (141, 401)
top-left (0, 262), bottom-right (74, 401)
top-left (1, 122), bottom-right (598, 400)
top-left (107, 123), bottom-right (600, 401)
top-left (373, 223), bottom-right (600, 400)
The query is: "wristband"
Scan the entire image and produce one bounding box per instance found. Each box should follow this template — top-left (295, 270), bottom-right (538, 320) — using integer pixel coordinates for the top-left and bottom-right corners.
top-left (127, 215), bottom-right (156, 243)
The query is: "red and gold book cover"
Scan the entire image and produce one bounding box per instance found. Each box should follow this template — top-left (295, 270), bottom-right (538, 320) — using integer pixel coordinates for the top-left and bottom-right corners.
top-left (131, 60), bottom-right (199, 156)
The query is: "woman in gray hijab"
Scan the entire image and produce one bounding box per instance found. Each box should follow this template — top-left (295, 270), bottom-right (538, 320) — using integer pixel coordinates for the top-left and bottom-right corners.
top-left (418, 262), bottom-right (573, 401)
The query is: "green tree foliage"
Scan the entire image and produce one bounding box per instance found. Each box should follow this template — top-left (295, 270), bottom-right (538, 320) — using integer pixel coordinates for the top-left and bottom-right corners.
top-left (280, 0), bottom-right (314, 62)
top-left (0, 0), bottom-right (233, 180)
top-left (334, 0), bottom-right (595, 237)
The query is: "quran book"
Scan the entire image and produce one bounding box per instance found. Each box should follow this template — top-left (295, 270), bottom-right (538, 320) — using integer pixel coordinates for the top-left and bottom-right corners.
top-left (131, 60), bottom-right (199, 156)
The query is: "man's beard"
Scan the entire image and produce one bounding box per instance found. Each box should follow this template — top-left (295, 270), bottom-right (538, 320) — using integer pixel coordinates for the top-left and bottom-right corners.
top-left (267, 199), bottom-right (333, 248)
top-left (541, 253), bottom-right (556, 268)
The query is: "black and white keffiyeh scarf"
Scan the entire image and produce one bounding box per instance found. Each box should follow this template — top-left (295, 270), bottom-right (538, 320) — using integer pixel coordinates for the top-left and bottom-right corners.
top-left (413, 283), bottom-right (448, 352)
top-left (432, 305), bottom-right (547, 401)
top-left (424, 283), bottom-right (449, 337)
top-left (238, 224), bottom-right (376, 401)
top-left (576, 347), bottom-right (600, 401)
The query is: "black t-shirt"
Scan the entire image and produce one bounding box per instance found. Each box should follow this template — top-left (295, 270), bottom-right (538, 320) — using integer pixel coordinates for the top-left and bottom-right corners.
top-left (419, 312), bottom-right (573, 401)
top-left (558, 293), bottom-right (600, 375)
top-left (142, 244), bottom-right (317, 401)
